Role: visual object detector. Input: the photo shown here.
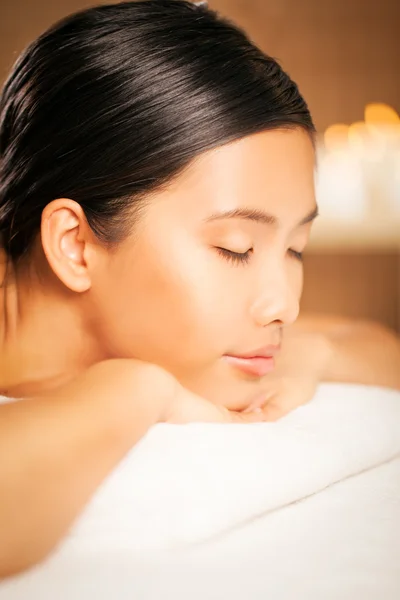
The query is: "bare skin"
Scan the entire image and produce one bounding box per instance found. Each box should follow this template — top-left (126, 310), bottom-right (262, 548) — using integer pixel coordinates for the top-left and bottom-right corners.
top-left (0, 128), bottom-right (399, 577)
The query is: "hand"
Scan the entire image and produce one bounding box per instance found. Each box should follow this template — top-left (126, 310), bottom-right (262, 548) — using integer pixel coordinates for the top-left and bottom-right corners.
top-left (242, 374), bottom-right (319, 421)
top-left (165, 380), bottom-right (267, 425)
top-left (241, 330), bottom-right (333, 421)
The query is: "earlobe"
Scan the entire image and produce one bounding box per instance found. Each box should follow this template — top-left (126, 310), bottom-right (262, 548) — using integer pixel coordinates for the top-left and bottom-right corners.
top-left (41, 199), bottom-right (93, 293)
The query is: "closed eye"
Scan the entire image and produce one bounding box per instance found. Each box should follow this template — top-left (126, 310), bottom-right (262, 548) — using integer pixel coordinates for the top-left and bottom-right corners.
top-left (215, 247), bottom-right (253, 265)
top-left (216, 247), bottom-right (303, 264)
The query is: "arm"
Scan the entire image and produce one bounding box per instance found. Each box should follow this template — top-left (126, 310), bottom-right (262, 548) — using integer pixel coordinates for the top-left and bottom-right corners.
top-left (292, 313), bottom-right (400, 391)
top-left (0, 358), bottom-right (263, 579)
top-left (0, 359), bottom-right (174, 579)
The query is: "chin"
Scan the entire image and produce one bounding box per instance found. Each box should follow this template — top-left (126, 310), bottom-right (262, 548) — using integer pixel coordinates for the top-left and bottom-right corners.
top-left (170, 358), bottom-right (266, 412)
top-left (188, 378), bottom-right (264, 412)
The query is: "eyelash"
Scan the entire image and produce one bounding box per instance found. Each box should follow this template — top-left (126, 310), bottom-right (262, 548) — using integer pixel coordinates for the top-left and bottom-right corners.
top-left (215, 247), bottom-right (303, 265)
top-left (215, 247), bottom-right (253, 265)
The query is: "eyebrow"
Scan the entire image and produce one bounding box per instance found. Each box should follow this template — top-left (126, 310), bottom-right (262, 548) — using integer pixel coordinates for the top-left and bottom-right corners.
top-left (203, 205), bottom-right (319, 228)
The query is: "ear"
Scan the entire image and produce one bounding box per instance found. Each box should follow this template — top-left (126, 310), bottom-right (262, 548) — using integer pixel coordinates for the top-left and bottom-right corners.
top-left (40, 199), bottom-right (98, 292)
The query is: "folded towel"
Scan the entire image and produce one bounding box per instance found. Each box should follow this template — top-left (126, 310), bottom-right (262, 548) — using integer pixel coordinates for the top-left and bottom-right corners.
top-left (60, 382), bottom-right (400, 553)
top-left (3, 382), bottom-right (400, 600)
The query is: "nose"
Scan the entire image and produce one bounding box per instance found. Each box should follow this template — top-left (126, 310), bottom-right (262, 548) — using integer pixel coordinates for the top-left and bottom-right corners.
top-left (250, 265), bottom-right (301, 328)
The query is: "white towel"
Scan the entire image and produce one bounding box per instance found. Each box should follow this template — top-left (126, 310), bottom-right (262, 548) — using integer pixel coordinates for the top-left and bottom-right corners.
top-left (60, 382), bottom-right (400, 552)
top-left (2, 382), bottom-right (400, 600)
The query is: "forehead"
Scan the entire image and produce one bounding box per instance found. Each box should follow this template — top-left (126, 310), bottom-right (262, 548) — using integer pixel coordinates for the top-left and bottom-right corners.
top-left (147, 128), bottom-right (316, 227)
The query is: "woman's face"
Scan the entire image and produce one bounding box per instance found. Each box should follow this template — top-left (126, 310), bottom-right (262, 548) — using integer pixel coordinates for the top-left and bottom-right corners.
top-left (91, 128), bottom-right (317, 410)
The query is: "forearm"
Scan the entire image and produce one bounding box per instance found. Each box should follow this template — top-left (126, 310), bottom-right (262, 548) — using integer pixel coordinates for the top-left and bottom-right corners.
top-left (256, 315), bottom-right (399, 421)
top-left (291, 313), bottom-right (400, 390)
top-left (0, 359), bottom-right (170, 578)
top-left (321, 319), bottom-right (400, 390)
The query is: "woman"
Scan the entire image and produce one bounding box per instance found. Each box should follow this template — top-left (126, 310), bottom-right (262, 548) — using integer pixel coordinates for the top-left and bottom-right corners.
top-left (0, 0), bottom-right (399, 578)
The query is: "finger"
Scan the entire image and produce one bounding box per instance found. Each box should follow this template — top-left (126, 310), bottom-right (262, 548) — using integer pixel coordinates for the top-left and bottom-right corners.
top-left (228, 407), bottom-right (266, 423)
top-left (242, 390), bottom-right (276, 414)
top-left (262, 402), bottom-right (289, 422)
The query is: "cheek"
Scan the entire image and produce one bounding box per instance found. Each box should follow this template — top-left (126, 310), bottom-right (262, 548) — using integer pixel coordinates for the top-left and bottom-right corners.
top-left (149, 259), bottom-right (233, 361)
top-left (101, 241), bottom-right (231, 366)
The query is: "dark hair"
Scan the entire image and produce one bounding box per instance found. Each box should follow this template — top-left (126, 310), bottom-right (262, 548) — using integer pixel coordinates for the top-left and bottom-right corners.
top-left (0, 0), bottom-right (315, 262)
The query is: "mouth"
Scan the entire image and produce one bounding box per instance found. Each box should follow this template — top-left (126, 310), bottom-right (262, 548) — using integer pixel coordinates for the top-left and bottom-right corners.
top-left (223, 344), bottom-right (280, 378)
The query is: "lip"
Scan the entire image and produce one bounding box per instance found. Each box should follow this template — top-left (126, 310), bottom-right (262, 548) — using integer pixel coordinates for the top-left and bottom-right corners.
top-left (223, 355), bottom-right (276, 378)
top-left (232, 345), bottom-right (281, 359)
top-left (223, 344), bottom-right (281, 378)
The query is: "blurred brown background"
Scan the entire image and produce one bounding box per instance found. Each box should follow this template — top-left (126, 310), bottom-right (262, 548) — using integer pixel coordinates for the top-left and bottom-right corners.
top-left (1, 0), bottom-right (399, 331)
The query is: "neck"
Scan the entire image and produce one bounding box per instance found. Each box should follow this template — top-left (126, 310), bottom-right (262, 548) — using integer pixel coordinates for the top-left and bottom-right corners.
top-left (0, 253), bottom-right (105, 398)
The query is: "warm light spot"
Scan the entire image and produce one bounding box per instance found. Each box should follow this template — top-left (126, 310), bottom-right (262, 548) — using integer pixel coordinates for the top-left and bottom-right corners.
top-left (365, 103), bottom-right (399, 125)
top-left (348, 121), bottom-right (385, 161)
top-left (319, 103), bottom-right (400, 231)
top-left (348, 122), bottom-right (369, 150)
top-left (323, 124), bottom-right (349, 152)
